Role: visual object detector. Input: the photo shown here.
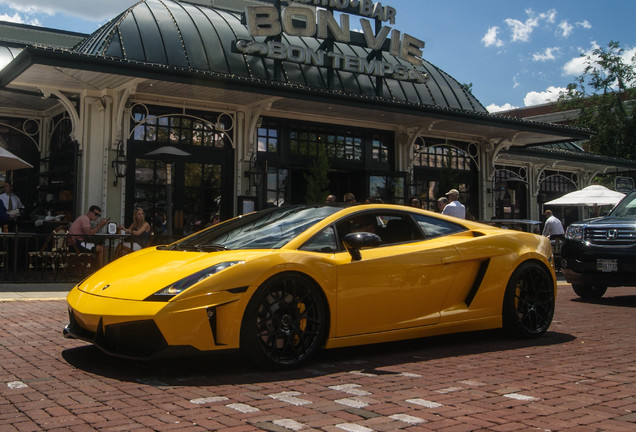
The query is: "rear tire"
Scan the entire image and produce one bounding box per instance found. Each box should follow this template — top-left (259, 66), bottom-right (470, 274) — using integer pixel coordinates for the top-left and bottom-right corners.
top-left (503, 262), bottom-right (555, 338)
top-left (572, 284), bottom-right (607, 299)
top-left (240, 273), bottom-right (328, 369)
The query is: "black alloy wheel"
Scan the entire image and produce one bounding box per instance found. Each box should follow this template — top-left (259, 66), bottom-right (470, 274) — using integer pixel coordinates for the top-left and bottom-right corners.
top-left (240, 273), bottom-right (328, 369)
top-left (503, 261), bottom-right (555, 338)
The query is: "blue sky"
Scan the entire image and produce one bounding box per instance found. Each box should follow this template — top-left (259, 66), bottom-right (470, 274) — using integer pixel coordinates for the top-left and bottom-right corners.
top-left (1, 0), bottom-right (635, 112)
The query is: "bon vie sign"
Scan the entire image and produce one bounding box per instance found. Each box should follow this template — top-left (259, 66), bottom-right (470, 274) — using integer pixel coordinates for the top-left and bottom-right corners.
top-left (238, 0), bottom-right (429, 84)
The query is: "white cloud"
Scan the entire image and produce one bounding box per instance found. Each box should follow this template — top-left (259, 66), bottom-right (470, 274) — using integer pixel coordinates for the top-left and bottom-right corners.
top-left (562, 41), bottom-right (600, 76)
top-left (539, 9), bottom-right (557, 24)
top-left (622, 46), bottom-right (636, 65)
top-left (558, 20), bottom-right (573, 38)
top-left (0, 11), bottom-right (40, 25)
top-left (0, 11), bottom-right (23, 22)
top-left (533, 47), bottom-right (560, 62)
top-left (0, 0), bottom-right (137, 22)
top-left (487, 103), bottom-right (518, 113)
top-left (482, 26), bottom-right (503, 48)
top-left (505, 16), bottom-right (539, 42)
top-left (577, 20), bottom-right (592, 29)
top-left (501, 9), bottom-right (564, 43)
top-left (523, 86), bottom-right (567, 106)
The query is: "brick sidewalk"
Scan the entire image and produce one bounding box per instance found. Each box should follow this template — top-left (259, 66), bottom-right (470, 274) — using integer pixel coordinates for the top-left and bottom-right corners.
top-left (1, 284), bottom-right (635, 431)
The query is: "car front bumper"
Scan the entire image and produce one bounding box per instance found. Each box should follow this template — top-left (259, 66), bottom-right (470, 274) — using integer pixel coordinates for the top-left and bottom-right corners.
top-left (560, 240), bottom-right (636, 287)
top-left (64, 288), bottom-right (245, 359)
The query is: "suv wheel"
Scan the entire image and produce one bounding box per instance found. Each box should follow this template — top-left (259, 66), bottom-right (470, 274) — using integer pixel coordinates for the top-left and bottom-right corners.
top-left (572, 284), bottom-right (607, 299)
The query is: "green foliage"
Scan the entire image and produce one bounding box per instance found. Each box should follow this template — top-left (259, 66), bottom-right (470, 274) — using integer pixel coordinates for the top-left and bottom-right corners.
top-left (304, 150), bottom-right (329, 204)
top-left (558, 41), bottom-right (636, 159)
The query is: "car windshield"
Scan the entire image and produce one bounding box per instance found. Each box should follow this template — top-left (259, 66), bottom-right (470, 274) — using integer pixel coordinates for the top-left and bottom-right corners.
top-left (167, 206), bottom-right (342, 251)
top-left (608, 191), bottom-right (636, 218)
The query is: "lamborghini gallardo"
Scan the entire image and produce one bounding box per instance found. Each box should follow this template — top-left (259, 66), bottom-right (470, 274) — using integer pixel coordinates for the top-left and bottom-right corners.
top-left (64, 204), bottom-right (556, 368)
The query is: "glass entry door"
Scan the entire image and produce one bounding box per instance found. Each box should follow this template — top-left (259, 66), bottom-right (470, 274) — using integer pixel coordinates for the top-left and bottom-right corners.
top-left (130, 158), bottom-right (223, 236)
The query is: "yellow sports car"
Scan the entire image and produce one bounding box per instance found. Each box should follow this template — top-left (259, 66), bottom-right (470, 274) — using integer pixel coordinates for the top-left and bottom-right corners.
top-left (64, 204), bottom-right (556, 368)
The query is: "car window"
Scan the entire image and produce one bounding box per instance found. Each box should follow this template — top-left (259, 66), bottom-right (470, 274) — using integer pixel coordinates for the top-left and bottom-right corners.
top-left (413, 213), bottom-right (467, 238)
top-left (299, 226), bottom-right (338, 253)
top-left (173, 206), bottom-right (341, 250)
top-left (335, 211), bottom-right (424, 246)
top-left (609, 192), bottom-right (636, 218)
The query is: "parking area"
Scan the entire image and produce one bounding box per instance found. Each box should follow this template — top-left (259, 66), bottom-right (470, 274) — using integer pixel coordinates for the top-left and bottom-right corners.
top-left (1, 283), bottom-right (635, 432)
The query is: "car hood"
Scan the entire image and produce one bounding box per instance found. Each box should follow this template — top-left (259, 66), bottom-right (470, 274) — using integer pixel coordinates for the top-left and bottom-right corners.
top-left (574, 216), bottom-right (636, 226)
top-left (75, 247), bottom-right (264, 300)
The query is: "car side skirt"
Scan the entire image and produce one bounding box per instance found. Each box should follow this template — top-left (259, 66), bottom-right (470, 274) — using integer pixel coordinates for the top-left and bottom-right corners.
top-left (324, 316), bottom-right (501, 349)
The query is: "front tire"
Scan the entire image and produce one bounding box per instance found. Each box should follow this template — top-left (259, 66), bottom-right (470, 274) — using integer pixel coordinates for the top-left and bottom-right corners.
top-left (240, 273), bottom-right (328, 369)
top-left (503, 262), bottom-right (555, 338)
top-left (572, 284), bottom-right (607, 299)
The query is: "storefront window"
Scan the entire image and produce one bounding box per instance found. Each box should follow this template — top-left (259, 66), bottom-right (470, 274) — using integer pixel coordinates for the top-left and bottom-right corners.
top-left (267, 166), bottom-right (288, 207)
top-left (370, 175), bottom-right (405, 204)
top-left (372, 137), bottom-right (388, 163)
top-left (183, 163), bottom-right (222, 233)
top-left (132, 110), bottom-right (224, 147)
top-left (258, 127), bottom-right (278, 153)
top-left (133, 158), bottom-right (167, 220)
top-left (413, 138), bottom-right (472, 171)
top-left (129, 104), bottom-right (234, 228)
top-left (289, 129), bottom-right (364, 161)
top-left (539, 171), bottom-right (579, 226)
top-left (411, 137), bottom-right (477, 217)
top-left (493, 167), bottom-right (528, 220)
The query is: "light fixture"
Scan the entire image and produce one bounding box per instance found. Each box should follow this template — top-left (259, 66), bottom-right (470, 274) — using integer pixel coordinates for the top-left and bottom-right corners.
top-left (112, 140), bottom-right (127, 186)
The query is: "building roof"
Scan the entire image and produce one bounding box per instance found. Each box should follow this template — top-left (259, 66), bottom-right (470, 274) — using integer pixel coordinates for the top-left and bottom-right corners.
top-left (74, 0), bottom-right (484, 112)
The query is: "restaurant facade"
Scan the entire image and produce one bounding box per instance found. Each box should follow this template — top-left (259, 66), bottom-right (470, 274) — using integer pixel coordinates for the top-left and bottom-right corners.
top-left (1, 0), bottom-right (608, 235)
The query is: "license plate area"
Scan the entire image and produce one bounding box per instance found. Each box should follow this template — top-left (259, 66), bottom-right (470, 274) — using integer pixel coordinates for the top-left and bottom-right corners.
top-left (596, 258), bottom-right (618, 272)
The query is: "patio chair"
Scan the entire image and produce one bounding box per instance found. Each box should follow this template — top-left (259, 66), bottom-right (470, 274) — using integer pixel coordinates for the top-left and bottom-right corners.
top-left (28, 225), bottom-right (69, 272)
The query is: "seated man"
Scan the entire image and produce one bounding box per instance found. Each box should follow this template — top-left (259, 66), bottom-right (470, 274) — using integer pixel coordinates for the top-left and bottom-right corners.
top-left (68, 205), bottom-right (109, 267)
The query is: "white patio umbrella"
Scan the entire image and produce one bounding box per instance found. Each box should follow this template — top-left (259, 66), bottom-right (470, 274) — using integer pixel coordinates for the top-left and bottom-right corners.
top-left (0, 146), bottom-right (33, 171)
top-left (544, 185), bottom-right (625, 206)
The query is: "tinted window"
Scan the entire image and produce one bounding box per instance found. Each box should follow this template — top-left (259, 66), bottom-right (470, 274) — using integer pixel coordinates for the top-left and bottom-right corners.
top-left (413, 213), bottom-right (467, 238)
top-left (336, 211), bottom-right (424, 246)
top-left (609, 192), bottom-right (636, 218)
top-left (300, 226), bottom-right (338, 253)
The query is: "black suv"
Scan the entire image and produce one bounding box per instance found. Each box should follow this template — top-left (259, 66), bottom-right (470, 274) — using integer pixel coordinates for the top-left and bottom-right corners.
top-left (561, 190), bottom-right (636, 299)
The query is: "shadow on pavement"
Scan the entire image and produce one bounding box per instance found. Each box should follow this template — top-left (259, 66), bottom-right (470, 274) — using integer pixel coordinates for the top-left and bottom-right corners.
top-left (62, 329), bottom-right (575, 387)
top-left (572, 294), bottom-right (636, 308)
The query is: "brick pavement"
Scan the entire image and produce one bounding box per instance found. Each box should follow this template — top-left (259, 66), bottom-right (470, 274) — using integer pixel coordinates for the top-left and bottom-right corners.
top-left (1, 283), bottom-right (635, 431)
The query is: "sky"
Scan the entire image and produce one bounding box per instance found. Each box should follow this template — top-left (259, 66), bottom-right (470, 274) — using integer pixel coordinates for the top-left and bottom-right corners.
top-left (1, 0), bottom-right (635, 113)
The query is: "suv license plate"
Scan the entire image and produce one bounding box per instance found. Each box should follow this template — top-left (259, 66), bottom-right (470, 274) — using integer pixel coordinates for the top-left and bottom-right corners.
top-left (597, 259), bottom-right (618, 272)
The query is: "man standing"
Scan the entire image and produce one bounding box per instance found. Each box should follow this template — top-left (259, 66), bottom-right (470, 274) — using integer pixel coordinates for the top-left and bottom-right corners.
top-left (542, 210), bottom-right (565, 239)
top-left (441, 188), bottom-right (466, 218)
top-left (69, 205), bottom-right (109, 267)
top-left (0, 181), bottom-right (24, 219)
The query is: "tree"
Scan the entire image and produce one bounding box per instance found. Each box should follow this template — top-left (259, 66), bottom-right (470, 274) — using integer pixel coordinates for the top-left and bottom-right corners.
top-left (558, 41), bottom-right (636, 159)
top-left (304, 150), bottom-right (330, 204)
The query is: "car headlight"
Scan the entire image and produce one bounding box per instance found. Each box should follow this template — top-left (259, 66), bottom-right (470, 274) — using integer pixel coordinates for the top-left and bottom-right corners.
top-left (565, 224), bottom-right (584, 241)
top-left (149, 261), bottom-right (244, 299)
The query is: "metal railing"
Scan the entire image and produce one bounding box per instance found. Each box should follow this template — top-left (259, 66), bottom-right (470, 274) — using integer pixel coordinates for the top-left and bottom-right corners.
top-left (0, 231), bottom-right (182, 283)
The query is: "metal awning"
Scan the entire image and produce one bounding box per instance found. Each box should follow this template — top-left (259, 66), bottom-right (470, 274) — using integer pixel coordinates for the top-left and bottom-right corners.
top-left (1, 47), bottom-right (590, 146)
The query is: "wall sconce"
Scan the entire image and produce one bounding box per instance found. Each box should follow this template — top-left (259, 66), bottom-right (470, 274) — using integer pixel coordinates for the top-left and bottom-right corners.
top-left (112, 140), bottom-right (127, 186)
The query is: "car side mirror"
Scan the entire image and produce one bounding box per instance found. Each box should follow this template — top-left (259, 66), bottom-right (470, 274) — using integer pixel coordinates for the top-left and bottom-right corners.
top-left (343, 232), bottom-right (382, 261)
